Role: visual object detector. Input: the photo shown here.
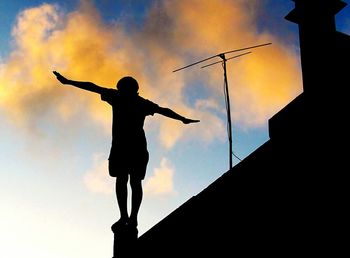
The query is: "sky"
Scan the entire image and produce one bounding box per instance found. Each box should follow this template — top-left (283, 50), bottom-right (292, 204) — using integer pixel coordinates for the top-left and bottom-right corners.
top-left (1, 0), bottom-right (349, 258)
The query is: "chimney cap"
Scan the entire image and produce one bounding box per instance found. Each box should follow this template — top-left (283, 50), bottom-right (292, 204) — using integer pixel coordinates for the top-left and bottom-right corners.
top-left (286, 0), bottom-right (347, 24)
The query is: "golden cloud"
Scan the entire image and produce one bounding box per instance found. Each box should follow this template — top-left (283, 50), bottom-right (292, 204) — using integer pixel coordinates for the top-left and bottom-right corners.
top-left (0, 0), bottom-right (302, 148)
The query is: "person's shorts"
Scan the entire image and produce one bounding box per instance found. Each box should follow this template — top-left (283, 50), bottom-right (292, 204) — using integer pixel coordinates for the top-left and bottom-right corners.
top-left (108, 148), bottom-right (149, 180)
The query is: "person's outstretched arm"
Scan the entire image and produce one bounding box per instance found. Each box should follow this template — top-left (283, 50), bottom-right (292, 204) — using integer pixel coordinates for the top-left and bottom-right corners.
top-left (157, 107), bottom-right (200, 124)
top-left (53, 71), bottom-right (107, 94)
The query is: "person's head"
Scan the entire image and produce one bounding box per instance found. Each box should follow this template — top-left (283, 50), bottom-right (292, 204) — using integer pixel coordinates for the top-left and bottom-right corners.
top-left (117, 76), bottom-right (139, 96)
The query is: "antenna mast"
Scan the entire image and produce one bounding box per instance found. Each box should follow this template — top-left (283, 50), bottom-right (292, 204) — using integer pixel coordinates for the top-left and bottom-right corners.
top-left (173, 43), bottom-right (272, 170)
top-left (220, 53), bottom-right (233, 169)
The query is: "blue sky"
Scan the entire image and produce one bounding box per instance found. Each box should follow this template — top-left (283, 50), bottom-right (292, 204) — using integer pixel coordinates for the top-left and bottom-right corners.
top-left (1, 1), bottom-right (349, 258)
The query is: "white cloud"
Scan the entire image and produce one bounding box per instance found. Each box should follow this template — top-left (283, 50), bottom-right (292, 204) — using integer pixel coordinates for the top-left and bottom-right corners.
top-left (84, 154), bottom-right (176, 197)
top-left (144, 158), bottom-right (176, 196)
top-left (83, 154), bottom-right (114, 195)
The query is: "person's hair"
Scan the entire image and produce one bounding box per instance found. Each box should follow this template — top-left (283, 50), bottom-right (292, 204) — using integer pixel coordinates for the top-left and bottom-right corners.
top-left (117, 76), bottom-right (139, 94)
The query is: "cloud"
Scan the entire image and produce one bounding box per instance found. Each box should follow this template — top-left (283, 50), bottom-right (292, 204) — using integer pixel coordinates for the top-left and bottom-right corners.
top-left (152, 0), bottom-right (302, 127)
top-left (83, 154), bottom-right (114, 195)
top-left (84, 155), bottom-right (176, 196)
top-left (0, 0), bottom-right (302, 150)
top-left (144, 158), bottom-right (175, 196)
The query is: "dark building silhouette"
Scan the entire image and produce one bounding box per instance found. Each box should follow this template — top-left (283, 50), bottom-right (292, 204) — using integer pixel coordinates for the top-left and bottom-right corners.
top-left (113, 0), bottom-right (349, 256)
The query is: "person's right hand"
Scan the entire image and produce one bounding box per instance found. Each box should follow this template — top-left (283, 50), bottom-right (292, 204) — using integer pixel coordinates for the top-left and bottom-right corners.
top-left (53, 71), bottom-right (69, 84)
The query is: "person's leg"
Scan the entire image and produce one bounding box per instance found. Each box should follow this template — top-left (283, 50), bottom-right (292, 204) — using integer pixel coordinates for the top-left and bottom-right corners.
top-left (116, 174), bottom-right (129, 223)
top-left (128, 150), bottom-right (148, 228)
top-left (129, 177), bottom-right (143, 227)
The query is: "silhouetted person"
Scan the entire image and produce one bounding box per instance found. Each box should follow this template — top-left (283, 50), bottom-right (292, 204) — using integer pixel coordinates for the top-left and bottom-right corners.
top-left (53, 71), bottom-right (199, 232)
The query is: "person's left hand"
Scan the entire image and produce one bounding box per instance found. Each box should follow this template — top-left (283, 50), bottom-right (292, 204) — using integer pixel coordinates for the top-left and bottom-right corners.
top-left (182, 118), bottom-right (200, 124)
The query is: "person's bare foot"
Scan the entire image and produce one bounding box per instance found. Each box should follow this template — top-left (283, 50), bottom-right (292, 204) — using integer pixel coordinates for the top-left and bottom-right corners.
top-left (111, 218), bottom-right (128, 232)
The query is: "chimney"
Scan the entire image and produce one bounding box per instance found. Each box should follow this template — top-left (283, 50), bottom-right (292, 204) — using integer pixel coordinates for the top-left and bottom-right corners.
top-left (285, 0), bottom-right (347, 96)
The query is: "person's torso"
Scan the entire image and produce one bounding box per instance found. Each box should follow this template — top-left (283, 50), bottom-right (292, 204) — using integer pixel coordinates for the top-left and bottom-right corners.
top-left (110, 94), bottom-right (154, 150)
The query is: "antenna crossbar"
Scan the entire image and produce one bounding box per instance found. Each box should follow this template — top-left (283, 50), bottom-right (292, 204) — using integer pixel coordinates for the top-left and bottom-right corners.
top-left (201, 52), bottom-right (251, 69)
top-left (173, 42), bottom-right (271, 72)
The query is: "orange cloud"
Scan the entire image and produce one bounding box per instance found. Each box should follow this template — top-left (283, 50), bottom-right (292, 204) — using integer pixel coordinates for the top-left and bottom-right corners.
top-left (154, 0), bottom-right (302, 127)
top-left (0, 0), bottom-right (302, 149)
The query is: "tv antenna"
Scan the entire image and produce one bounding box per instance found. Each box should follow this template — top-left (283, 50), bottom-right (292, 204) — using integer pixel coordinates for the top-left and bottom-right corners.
top-left (173, 42), bottom-right (272, 170)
